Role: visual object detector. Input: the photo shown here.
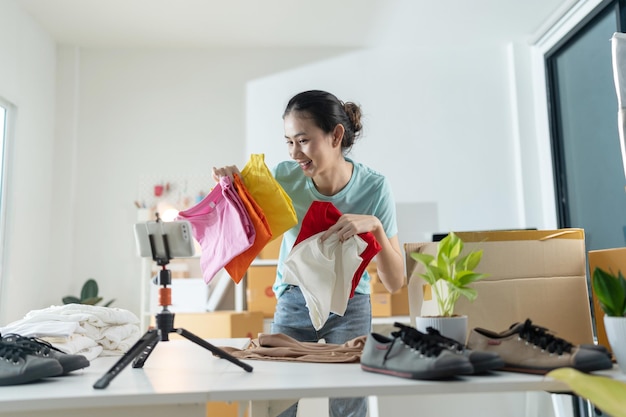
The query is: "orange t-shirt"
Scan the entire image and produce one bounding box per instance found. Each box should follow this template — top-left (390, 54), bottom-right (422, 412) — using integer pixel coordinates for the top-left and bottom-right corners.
top-left (224, 174), bottom-right (273, 283)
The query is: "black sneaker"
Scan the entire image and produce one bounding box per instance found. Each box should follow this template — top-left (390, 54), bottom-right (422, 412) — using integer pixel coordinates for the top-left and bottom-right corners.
top-left (2, 334), bottom-right (90, 375)
top-left (0, 340), bottom-right (64, 385)
top-left (415, 325), bottom-right (505, 373)
top-left (361, 325), bottom-right (473, 380)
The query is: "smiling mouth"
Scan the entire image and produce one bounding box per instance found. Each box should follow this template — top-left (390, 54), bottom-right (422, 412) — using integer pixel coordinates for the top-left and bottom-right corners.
top-left (298, 160), bottom-right (312, 170)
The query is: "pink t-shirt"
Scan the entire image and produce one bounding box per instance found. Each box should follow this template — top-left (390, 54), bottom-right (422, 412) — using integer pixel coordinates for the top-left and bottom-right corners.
top-left (177, 176), bottom-right (255, 284)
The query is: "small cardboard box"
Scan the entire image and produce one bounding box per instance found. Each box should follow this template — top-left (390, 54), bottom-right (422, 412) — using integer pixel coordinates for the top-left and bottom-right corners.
top-left (207, 401), bottom-right (247, 417)
top-left (405, 229), bottom-right (593, 345)
top-left (246, 265), bottom-right (277, 318)
top-left (153, 310), bottom-right (264, 340)
top-left (371, 286), bottom-right (410, 317)
top-left (587, 247), bottom-right (626, 352)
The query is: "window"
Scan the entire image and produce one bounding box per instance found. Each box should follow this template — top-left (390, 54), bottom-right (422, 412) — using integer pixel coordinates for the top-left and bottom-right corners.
top-left (546, 0), bottom-right (626, 250)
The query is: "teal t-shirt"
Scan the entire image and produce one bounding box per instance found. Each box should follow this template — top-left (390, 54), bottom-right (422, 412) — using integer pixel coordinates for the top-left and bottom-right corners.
top-left (271, 158), bottom-right (398, 298)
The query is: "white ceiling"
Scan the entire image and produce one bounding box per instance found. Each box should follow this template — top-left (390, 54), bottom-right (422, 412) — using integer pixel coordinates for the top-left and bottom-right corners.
top-left (16, 0), bottom-right (573, 48)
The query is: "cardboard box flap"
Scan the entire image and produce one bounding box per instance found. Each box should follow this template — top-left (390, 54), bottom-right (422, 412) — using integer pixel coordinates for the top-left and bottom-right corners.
top-left (455, 228), bottom-right (584, 243)
top-left (405, 228), bottom-right (587, 281)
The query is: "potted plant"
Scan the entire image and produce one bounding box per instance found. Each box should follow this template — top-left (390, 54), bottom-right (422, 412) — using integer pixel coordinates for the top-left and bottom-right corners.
top-left (592, 266), bottom-right (626, 372)
top-left (62, 278), bottom-right (115, 307)
top-left (409, 231), bottom-right (489, 343)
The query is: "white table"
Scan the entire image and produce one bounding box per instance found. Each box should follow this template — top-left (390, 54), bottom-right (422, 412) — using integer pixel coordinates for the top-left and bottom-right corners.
top-left (0, 338), bottom-right (622, 417)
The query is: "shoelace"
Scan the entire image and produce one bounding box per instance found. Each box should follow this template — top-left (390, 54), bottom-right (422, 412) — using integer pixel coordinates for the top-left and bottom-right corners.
top-left (387, 322), bottom-right (444, 359)
top-left (516, 319), bottom-right (573, 355)
top-left (425, 326), bottom-right (465, 353)
top-left (0, 341), bottom-right (39, 365)
top-left (1, 334), bottom-right (63, 358)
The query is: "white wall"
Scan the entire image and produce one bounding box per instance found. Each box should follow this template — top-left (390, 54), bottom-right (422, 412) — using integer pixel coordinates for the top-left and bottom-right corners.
top-left (3, 0), bottom-right (606, 324)
top-left (247, 45), bottom-right (531, 233)
top-left (48, 47), bottom-right (359, 323)
top-left (0, 1), bottom-right (57, 323)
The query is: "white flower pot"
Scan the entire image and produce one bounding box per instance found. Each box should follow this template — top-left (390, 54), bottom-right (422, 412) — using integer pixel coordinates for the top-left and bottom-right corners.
top-left (604, 315), bottom-right (626, 374)
top-left (414, 315), bottom-right (468, 345)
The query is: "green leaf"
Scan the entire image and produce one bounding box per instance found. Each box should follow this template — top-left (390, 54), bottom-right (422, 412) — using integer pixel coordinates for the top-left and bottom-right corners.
top-left (593, 267), bottom-right (626, 316)
top-left (458, 272), bottom-right (489, 286)
top-left (547, 368), bottom-right (626, 417)
top-left (62, 296), bottom-right (80, 304)
top-left (462, 250), bottom-right (484, 271)
top-left (410, 252), bottom-right (434, 266)
top-left (103, 299), bottom-right (116, 307)
top-left (80, 279), bottom-right (99, 301)
top-left (81, 296), bottom-right (103, 305)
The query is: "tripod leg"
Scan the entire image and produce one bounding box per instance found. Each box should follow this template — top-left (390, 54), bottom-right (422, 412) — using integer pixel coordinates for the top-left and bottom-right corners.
top-left (93, 329), bottom-right (160, 389)
top-left (174, 328), bottom-right (253, 372)
top-left (132, 331), bottom-right (160, 368)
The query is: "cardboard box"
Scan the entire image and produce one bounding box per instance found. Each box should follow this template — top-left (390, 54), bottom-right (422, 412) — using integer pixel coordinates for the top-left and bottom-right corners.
top-left (257, 237), bottom-right (282, 259)
top-left (246, 266), bottom-right (277, 318)
top-left (152, 310), bottom-right (264, 340)
top-left (367, 261), bottom-right (379, 282)
top-left (371, 286), bottom-right (410, 317)
top-left (207, 401), bottom-right (247, 417)
top-left (587, 247), bottom-right (626, 352)
top-left (370, 280), bottom-right (388, 293)
top-left (405, 229), bottom-right (594, 345)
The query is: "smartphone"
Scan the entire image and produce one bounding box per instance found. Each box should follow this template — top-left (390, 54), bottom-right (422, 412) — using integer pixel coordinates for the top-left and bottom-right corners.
top-left (134, 220), bottom-right (196, 259)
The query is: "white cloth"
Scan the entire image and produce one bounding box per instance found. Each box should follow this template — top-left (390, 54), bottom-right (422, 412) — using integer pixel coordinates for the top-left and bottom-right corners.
top-left (283, 232), bottom-right (366, 330)
top-left (41, 334), bottom-right (104, 361)
top-left (611, 32), bottom-right (626, 180)
top-left (0, 304), bottom-right (141, 357)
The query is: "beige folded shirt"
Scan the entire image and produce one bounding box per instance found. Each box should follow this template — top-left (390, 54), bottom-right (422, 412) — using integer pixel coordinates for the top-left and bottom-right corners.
top-left (218, 333), bottom-right (366, 363)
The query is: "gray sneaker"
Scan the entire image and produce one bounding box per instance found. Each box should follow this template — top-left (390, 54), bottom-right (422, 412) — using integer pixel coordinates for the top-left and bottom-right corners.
top-left (0, 340), bottom-right (64, 385)
top-left (2, 334), bottom-right (90, 375)
top-left (361, 327), bottom-right (473, 380)
top-left (466, 319), bottom-right (614, 374)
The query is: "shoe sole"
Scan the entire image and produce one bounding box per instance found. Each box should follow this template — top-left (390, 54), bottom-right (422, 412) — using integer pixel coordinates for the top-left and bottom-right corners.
top-left (500, 360), bottom-right (614, 375)
top-left (470, 357), bottom-right (506, 374)
top-left (361, 362), bottom-right (474, 380)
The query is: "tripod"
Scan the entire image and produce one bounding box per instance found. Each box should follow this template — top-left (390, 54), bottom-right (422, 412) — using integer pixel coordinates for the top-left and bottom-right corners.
top-left (93, 219), bottom-right (253, 389)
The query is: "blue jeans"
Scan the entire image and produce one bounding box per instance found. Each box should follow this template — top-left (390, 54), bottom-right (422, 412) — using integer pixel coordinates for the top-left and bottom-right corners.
top-left (270, 285), bottom-right (371, 417)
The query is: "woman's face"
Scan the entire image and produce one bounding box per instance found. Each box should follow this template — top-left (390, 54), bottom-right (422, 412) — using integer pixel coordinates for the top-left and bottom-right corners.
top-left (284, 113), bottom-right (340, 177)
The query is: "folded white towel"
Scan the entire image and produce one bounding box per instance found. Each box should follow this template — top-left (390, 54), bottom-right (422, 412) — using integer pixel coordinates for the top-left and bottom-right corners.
top-left (41, 334), bottom-right (104, 361)
top-left (0, 319), bottom-right (79, 338)
top-left (0, 304), bottom-right (142, 358)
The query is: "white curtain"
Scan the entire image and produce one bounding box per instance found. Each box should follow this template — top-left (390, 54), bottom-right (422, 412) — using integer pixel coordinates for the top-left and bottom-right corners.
top-left (611, 32), bottom-right (626, 180)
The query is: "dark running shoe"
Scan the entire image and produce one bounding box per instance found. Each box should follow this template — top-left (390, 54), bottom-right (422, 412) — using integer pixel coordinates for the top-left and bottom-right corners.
top-left (2, 334), bottom-right (90, 375)
top-left (467, 319), bottom-right (614, 375)
top-left (416, 325), bottom-right (505, 373)
top-left (0, 340), bottom-right (64, 385)
top-left (361, 325), bottom-right (473, 380)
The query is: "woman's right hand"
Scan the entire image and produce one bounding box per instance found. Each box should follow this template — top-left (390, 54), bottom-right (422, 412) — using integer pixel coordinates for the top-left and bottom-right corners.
top-left (212, 165), bottom-right (241, 182)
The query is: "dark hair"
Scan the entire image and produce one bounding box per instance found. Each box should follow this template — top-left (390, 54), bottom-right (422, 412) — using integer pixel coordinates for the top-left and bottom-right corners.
top-left (283, 90), bottom-right (363, 153)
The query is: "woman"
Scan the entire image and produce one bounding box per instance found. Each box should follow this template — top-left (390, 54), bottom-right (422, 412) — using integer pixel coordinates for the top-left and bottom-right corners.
top-left (213, 90), bottom-right (404, 417)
